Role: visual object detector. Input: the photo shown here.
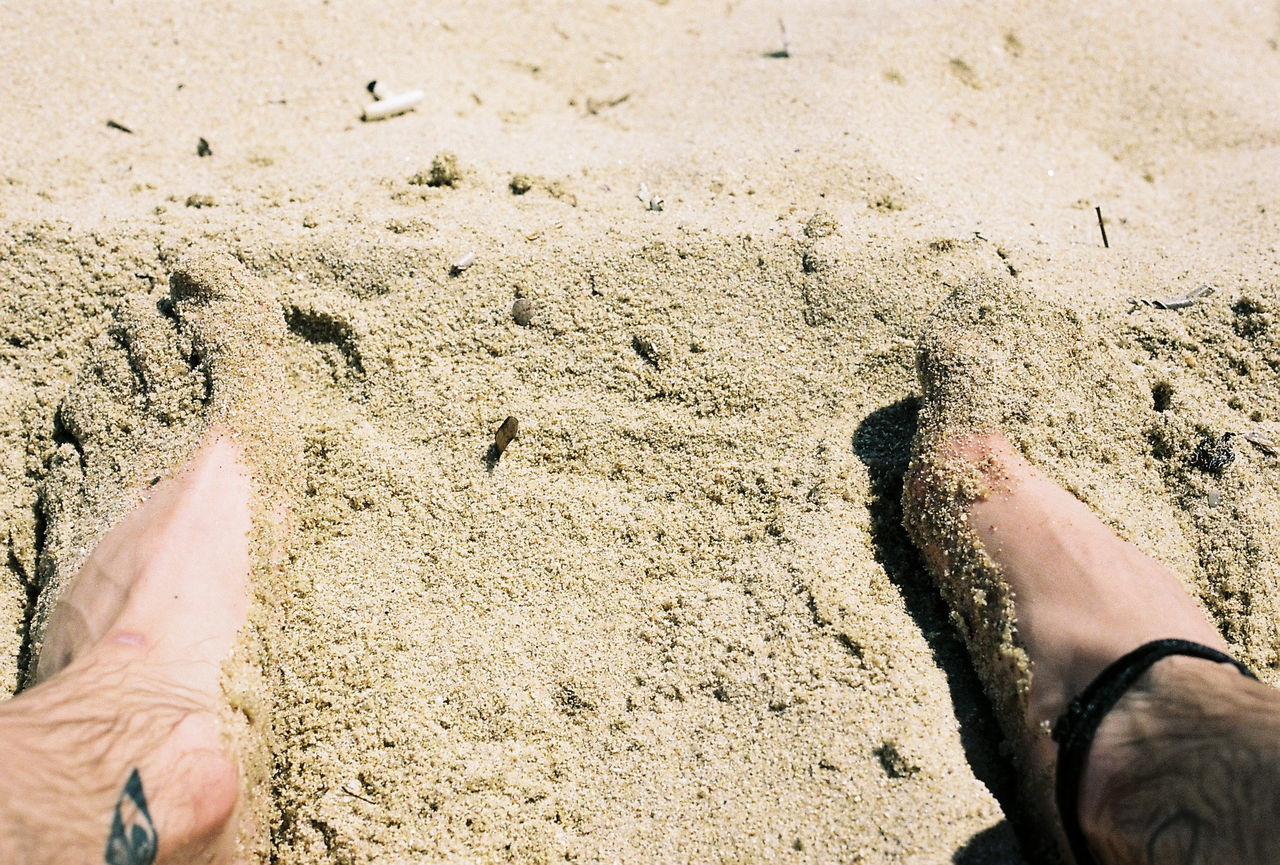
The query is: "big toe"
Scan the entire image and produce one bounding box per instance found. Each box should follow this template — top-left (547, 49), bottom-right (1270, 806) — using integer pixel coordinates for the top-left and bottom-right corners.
top-left (170, 250), bottom-right (267, 307)
top-left (168, 251), bottom-right (286, 354)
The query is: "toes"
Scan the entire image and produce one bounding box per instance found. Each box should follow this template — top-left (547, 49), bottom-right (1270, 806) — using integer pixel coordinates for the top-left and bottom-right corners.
top-left (167, 251), bottom-right (287, 363)
top-left (111, 296), bottom-right (207, 424)
top-left (57, 340), bottom-right (134, 446)
top-left (169, 250), bottom-right (264, 307)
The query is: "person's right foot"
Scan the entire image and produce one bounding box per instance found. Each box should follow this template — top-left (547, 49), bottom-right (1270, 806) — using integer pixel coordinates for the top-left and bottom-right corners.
top-left (902, 281), bottom-right (1280, 863)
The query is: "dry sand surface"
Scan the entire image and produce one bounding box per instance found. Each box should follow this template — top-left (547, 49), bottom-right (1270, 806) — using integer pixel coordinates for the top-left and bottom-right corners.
top-left (2, 1), bottom-right (1279, 862)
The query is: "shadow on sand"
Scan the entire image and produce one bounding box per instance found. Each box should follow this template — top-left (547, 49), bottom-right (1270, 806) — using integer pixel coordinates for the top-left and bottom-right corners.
top-left (852, 397), bottom-right (1029, 865)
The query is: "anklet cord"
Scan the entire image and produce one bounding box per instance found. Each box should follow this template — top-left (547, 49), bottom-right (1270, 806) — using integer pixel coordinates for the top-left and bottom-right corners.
top-left (1051, 638), bottom-right (1256, 865)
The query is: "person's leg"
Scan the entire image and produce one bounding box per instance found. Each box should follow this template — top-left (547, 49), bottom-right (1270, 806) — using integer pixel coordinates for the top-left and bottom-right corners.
top-left (902, 283), bottom-right (1280, 864)
top-left (0, 252), bottom-right (297, 865)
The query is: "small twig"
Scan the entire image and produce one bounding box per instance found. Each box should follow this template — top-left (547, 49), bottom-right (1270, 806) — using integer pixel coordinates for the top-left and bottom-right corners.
top-left (106, 119), bottom-right (133, 134)
top-left (1095, 206), bottom-right (1109, 248)
top-left (585, 92), bottom-right (631, 115)
top-left (1128, 284), bottom-right (1214, 311)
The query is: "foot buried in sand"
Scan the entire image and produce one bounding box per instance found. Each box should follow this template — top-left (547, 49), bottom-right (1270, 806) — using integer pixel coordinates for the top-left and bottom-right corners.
top-left (0, 252), bottom-right (299, 864)
top-left (902, 281), bottom-right (1280, 864)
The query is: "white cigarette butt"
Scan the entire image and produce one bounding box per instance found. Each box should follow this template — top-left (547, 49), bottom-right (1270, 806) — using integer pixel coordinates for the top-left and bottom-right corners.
top-left (450, 252), bottom-right (476, 274)
top-left (362, 89), bottom-right (424, 121)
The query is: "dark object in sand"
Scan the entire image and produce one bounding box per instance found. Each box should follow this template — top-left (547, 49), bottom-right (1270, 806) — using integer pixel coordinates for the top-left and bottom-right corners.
top-left (1193, 432), bottom-right (1236, 474)
top-left (511, 298), bottom-right (534, 326)
top-left (197, 137), bottom-right (212, 157)
top-left (449, 252), bottom-right (476, 277)
top-left (106, 119), bottom-right (134, 134)
top-left (764, 18), bottom-right (791, 58)
top-left (494, 416), bottom-right (519, 456)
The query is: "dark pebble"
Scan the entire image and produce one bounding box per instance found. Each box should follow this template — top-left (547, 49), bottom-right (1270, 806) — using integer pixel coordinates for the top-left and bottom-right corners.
top-left (512, 298), bottom-right (534, 326)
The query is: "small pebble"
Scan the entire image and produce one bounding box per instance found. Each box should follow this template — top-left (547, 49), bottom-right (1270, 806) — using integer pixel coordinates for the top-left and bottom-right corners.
top-left (803, 210), bottom-right (838, 238)
top-left (410, 152), bottom-right (463, 187)
top-left (428, 151), bottom-right (461, 187)
top-left (632, 326), bottom-right (673, 368)
top-left (197, 137), bottom-right (212, 157)
top-left (637, 183), bottom-right (664, 212)
top-left (495, 416), bottom-right (519, 455)
top-left (512, 298), bottom-right (534, 326)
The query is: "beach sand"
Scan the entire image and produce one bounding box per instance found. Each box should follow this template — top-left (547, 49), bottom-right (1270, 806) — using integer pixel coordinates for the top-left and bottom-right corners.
top-left (1, 1), bottom-right (1278, 861)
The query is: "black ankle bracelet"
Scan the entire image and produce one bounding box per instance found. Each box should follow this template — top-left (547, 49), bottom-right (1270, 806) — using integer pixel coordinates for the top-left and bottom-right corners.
top-left (1051, 638), bottom-right (1256, 865)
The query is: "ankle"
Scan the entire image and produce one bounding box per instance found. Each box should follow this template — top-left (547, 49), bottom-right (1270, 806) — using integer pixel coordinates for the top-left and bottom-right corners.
top-left (1079, 657), bottom-right (1280, 864)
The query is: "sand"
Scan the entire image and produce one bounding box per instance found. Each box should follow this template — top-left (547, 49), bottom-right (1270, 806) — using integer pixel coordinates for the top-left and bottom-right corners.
top-left (1, 1), bottom-right (1279, 861)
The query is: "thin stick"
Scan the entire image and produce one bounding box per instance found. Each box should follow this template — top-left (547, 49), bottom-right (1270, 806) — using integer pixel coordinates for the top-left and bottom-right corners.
top-left (1095, 206), bottom-right (1109, 248)
top-left (765, 18), bottom-right (791, 58)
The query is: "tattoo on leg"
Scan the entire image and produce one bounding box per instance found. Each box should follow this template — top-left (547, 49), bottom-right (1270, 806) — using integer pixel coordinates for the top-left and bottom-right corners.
top-left (104, 769), bottom-right (157, 865)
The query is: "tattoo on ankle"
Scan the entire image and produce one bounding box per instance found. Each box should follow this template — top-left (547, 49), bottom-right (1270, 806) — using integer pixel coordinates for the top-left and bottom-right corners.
top-left (105, 769), bottom-right (157, 865)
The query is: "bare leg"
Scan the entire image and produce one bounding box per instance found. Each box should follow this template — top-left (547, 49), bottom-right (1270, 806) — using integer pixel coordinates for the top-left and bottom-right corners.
top-left (903, 283), bottom-right (1280, 864)
top-left (0, 254), bottom-right (297, 865)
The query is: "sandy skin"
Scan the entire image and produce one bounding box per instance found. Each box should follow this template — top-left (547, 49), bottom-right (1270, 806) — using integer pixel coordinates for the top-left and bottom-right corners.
top-left (903, 284), bottom-right (1280, 863)
top-left (0, 435), bottom-right (252, 864)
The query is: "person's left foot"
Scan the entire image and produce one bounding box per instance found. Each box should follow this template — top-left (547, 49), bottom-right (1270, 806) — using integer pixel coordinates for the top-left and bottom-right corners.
top-left (1, 435), bottom-right (253, 865)
top-left (0, 252), bottom-right (299, 865)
